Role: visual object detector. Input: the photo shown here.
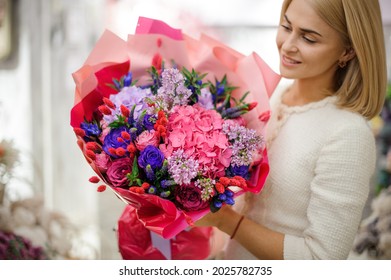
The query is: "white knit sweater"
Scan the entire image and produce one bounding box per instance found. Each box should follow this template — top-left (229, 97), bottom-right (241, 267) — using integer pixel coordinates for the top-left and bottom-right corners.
top-left (225, 88), bottom-right (376, 259)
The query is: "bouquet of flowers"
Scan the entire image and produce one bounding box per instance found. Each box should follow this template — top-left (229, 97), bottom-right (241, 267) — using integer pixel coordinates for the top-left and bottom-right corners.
top-left (70, 17), bottom-right (280, 239)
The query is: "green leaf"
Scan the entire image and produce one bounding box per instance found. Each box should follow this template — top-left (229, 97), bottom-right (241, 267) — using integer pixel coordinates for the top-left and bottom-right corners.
top-left (106, 83), bottom-right (119, 91)
top-left (108, 115), bottom-right (127, 128)
top-left (239, 91), bottom-right (250, 103)
top-left (132, 156), bottom-right (139, 177)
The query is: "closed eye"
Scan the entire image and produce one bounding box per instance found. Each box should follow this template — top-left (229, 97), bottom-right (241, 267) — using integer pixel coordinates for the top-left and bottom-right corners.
top-left (302, 35), bottom-right (316, 44)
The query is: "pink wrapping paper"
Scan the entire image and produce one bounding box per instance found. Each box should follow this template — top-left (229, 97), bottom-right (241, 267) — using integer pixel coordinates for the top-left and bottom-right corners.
top-left (71, 17), bottom-right (280, 239)
top-left (118, 205), bottom-right (212, 260)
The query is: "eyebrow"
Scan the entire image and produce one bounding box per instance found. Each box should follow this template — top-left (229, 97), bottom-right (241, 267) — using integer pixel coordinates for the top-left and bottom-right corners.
top-left (284, 15), bottom-right (323, 37)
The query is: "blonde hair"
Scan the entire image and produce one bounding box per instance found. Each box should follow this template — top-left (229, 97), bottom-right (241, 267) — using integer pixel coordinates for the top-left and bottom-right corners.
top-left (279, 0), bottom-right (387, 120)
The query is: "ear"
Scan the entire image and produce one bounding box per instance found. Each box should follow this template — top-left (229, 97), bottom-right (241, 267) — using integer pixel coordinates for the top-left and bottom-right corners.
top-left (340, 47), bottom-right (356, 63)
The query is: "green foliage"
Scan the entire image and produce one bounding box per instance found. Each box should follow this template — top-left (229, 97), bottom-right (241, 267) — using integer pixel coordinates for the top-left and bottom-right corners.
top-left (387, 83), bottom-right (391, 100)
top-left (127, 157), bottom-right (142, 186)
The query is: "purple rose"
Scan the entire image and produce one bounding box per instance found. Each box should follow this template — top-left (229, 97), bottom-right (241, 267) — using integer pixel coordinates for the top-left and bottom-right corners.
top-left (143, 114), bottom-right (156, 131)
top-left (106, 157), bottom-right (132, 188)
top-left (138, 145), bottom-right (165, 170)
top-left (174, 183), bottom-right (209, 212)
top-left (102, 127), bottom-right (129, 158)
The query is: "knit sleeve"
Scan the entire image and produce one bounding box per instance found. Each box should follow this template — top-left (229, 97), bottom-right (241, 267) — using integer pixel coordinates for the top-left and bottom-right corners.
top-left (283, 121), bottom-right (376, 259)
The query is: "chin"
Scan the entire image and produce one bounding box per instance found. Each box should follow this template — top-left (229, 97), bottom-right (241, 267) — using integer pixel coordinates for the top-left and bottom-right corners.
top-left (279, 68), bottom-right (298, 79)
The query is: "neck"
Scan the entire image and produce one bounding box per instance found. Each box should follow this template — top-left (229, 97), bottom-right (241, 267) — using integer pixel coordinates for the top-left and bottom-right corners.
top-left (283, 79), bottom-right (334, 106)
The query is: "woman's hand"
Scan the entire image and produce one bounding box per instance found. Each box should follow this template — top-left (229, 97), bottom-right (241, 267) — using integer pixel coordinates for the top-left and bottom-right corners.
top-left (195, 206), bottom-right (236, 229)
top-left (196, 204), bottom-right (284, 259)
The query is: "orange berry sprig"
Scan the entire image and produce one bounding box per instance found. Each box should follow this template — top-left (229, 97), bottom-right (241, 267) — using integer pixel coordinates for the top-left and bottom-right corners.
top-left (88, 176), bottom-right (107, 192)
top-left (73, 127), bottom-right (86, 138)
top-left (210, 176), bottom-right (248, 212)
top-left (84, 141), bottom-right (103, 161)
top-left (98, 97), bottom-right (117, 116)
top-left (154, 110), bottom-right (168, 139)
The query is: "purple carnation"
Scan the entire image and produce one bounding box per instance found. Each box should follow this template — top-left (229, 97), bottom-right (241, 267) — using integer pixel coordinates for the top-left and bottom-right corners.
top-left (138, 145), bottom-right (165, 170)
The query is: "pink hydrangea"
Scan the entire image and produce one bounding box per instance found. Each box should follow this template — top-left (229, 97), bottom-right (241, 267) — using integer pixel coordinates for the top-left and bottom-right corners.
top-left (161, 104), bottom-right (232, 178)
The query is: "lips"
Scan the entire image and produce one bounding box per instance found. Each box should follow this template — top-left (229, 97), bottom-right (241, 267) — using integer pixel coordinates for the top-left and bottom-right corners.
top-left (282, 55), bottom-right (301, 65)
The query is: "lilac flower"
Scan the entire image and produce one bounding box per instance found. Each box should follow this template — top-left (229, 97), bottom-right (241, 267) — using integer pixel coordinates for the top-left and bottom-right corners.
top-left (197, 88), bottom-right (214, 110)
top-left (222, 122), bottom-right (263, 166)
top-left (195, 178), bottom-right (216, 201)
top-left (173, 84), bottom-right (192, 105)
top-left (104, 86), bottom-right (152, 123)
top-left (168, 149), bottom-right (199, 185)
top-left (151, 68), bottom-right (192, 112)
top-left (161, 68), bottom-right (185, 88)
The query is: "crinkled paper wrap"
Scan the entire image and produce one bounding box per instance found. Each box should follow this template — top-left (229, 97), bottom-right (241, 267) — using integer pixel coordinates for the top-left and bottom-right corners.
top-left (117, 205), bottom-right (213, 260)
top-left (70, 17), bottom-right (280, 239)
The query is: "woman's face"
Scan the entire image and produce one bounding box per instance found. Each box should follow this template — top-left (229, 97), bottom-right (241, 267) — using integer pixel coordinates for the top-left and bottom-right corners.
top-left (276, 0), bottom-right (346, 86)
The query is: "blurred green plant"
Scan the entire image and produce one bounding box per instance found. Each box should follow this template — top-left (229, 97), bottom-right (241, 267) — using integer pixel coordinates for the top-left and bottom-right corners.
top-left (375, 83), bottom-right (391, 195)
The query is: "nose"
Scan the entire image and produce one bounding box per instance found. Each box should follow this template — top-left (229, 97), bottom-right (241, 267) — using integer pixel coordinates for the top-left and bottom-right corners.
top-left (281, 33), bottom-right (299, 53)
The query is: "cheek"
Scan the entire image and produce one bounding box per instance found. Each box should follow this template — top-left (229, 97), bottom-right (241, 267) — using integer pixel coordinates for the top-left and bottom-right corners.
top-left (309, 48), bottom-right (340, 67)
top-left (275, 30), bottom-right (284, 51)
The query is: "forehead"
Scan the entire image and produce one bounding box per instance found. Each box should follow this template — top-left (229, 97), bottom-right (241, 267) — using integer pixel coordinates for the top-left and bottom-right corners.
top-left (284, 0), bottom-right (345, 42)
top-left (285, 0), bottom-right (331, 33)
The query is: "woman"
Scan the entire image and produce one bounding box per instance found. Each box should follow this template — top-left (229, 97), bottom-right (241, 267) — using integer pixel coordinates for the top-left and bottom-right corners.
top-left (196, 0), bottom-right (387, 259)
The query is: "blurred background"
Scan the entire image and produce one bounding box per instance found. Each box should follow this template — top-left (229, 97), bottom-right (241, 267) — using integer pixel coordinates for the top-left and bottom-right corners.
top-left (0, 0), bottom-right (390, 259)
